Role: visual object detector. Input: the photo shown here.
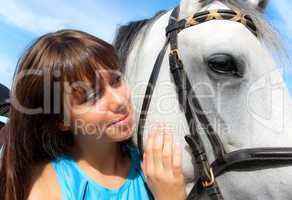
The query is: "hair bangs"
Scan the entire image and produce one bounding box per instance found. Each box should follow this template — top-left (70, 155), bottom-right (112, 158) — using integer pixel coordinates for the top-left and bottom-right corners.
top-left (59, 38), bottom-right (120, 104)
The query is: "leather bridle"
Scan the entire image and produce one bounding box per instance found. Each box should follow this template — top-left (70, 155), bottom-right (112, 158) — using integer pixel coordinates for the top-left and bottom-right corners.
top-left (137, 6), bottom-right (292, 200)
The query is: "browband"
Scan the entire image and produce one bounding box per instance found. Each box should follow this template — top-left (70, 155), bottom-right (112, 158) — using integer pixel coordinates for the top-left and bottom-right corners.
top-left (166, 9), bottom-right (258, 37)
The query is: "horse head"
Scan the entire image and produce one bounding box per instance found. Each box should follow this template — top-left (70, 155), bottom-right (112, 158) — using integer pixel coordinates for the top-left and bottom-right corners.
top-left (115, 1), bottom-right (292, 198)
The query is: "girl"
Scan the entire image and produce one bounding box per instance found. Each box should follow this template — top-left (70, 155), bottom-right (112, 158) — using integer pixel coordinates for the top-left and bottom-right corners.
top-left (0, 30), bottom-right (186, 200)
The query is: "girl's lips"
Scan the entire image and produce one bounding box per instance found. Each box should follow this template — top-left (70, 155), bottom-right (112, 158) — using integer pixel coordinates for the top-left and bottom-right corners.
top-left (108, 113), bottom-right (130, 127)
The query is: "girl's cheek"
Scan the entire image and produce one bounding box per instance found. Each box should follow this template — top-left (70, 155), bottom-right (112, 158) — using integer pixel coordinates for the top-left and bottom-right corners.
top-left (124, 85), bottom-right (131, 99)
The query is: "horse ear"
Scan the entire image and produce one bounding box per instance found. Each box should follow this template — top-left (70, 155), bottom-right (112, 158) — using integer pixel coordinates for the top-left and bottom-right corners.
top-left (244, 0), bottom-right (269, 12)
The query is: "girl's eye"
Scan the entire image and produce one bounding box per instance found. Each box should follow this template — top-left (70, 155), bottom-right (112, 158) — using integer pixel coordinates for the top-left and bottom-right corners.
top-left (85, 91), bottom-right (100, 104)
top-left (110, 74), bottom-right (123, 87)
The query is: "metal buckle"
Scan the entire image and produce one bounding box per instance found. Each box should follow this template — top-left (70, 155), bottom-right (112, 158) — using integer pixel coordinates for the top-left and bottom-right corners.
top-left (170, 48), bottom-right (179, 55)
top-left (170, 48), bottom-right (182, 63)
top-left (202, 168), bottom-right (215, 188)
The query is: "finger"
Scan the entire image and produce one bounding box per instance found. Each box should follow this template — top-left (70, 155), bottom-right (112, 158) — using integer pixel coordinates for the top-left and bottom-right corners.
top-left (162, 130), bottom-right (173, 172)
top-left (172, 143), bottom-right (183, 176)
top-left (145, 129), bottom-right (155, 176)
top-left (153, 127), bottom-right (164, 172)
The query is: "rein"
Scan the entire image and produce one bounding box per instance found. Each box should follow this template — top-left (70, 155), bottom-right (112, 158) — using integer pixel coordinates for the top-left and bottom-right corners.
top-left (137, 6), bottom-right (292, 200)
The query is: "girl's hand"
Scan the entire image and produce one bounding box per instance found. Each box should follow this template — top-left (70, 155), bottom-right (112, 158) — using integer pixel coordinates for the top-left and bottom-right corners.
top-left (141, 126), bottom-right (186, 200)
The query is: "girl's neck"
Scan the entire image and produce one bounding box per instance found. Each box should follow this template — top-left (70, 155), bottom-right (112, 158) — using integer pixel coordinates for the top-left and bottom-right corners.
top-left (72, 136), bottom-right (127, 175)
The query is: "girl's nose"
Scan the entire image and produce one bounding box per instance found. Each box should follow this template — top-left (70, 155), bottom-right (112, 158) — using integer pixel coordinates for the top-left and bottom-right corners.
top-left (106, 87), bottom-right (128, 114)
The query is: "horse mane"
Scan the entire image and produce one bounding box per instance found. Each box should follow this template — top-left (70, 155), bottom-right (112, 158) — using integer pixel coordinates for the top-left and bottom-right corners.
top-left (113, 11), bottom-right (167, 73)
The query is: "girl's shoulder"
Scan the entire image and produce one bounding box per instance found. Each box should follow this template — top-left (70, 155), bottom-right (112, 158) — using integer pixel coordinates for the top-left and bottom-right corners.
top-left (28, 161), bottom-right (62, 200)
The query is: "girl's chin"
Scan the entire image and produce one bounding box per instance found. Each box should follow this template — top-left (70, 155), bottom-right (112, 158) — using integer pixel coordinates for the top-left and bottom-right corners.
top-left (105, 125), bottom-right (134, 142)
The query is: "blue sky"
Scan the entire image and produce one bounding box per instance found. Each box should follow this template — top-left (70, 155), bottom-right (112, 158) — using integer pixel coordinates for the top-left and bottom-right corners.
top-left (0, 0), bottom-right (291, 92)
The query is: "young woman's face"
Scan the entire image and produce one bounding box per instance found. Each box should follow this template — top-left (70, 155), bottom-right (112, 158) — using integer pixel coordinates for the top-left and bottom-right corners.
top-left (64, 70), bottom-right (134, 142)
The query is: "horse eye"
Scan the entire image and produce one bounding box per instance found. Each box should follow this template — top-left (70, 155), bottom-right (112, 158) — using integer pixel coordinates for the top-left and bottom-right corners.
top-left (206, 54), bottom-right (243, 77)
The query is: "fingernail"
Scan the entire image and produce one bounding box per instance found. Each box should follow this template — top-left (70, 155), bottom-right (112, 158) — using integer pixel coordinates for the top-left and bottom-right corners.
top-left (165, 127), bottom-right (173, 134)
top-left (156, 122), bottom-right (165, 129)
top-left (149, 128), bottom-right (155, 137)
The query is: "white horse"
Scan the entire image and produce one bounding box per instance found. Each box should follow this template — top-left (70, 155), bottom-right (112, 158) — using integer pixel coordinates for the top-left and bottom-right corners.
top-left (114, 0), bottom-right (292, 199)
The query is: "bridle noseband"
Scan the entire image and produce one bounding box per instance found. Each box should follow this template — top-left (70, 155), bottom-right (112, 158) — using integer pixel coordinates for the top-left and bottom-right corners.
top-left (137, 6), bottom-right (292, 200)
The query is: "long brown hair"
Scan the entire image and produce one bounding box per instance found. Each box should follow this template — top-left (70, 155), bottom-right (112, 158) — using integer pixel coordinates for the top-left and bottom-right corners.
top-left (0, 29), bottom-right (133, 200)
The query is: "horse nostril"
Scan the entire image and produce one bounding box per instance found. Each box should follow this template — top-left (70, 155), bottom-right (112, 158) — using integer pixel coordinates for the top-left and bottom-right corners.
top-left (206, 53), bottom-right (244, 78)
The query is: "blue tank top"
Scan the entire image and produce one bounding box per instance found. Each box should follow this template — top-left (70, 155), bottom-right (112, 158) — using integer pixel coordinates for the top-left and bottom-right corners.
top-left (52, 146), bottom-right (154, 200)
